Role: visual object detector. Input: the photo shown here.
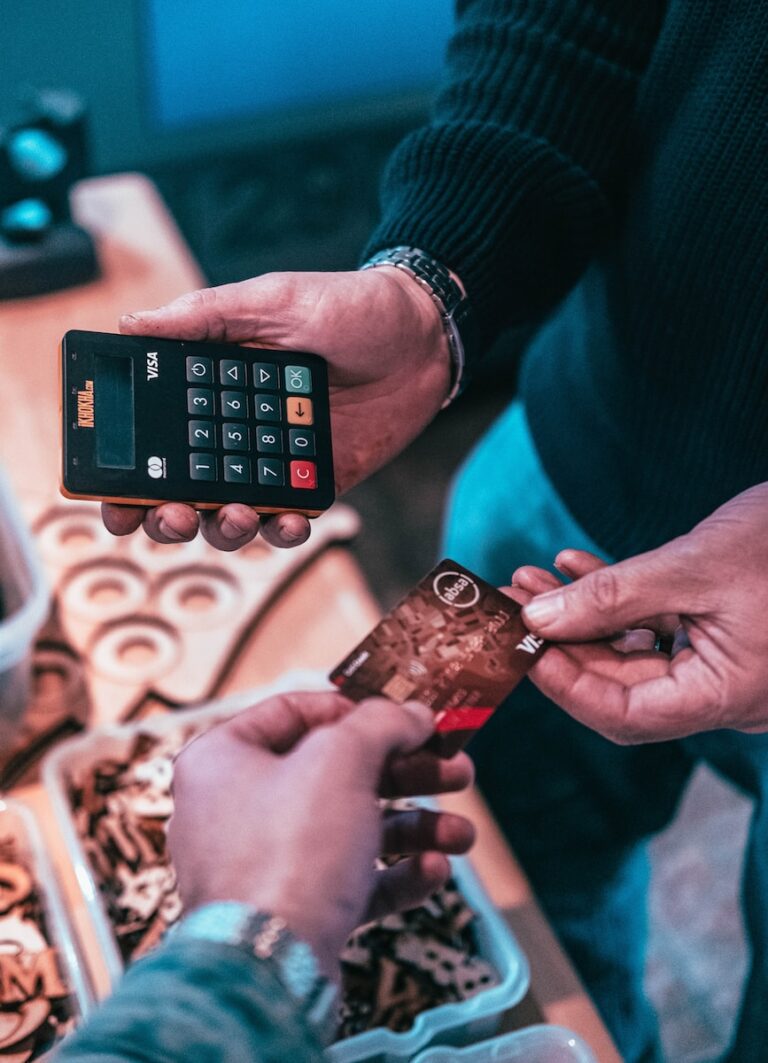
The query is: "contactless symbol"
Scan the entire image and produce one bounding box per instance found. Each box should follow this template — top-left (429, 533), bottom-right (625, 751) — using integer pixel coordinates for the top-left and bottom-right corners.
top-left (147, 456), bottom-right (164, 480)
top-left (433, 570), bottom-right (481, 609)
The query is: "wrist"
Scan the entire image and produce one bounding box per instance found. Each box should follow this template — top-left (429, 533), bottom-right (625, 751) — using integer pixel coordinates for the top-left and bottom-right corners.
top-left (183, 887), bottom-right (345, 980)
top-left (369, 264), bottom-right (452, 389)
top-left (173, 902), bottom-right (339, 1041)
top-left (360, 247), bottom-right (471, 405)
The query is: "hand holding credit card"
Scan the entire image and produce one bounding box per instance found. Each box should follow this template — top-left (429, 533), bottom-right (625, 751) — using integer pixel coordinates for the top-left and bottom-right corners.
top-left (330, 559), bottom-right (546, 756)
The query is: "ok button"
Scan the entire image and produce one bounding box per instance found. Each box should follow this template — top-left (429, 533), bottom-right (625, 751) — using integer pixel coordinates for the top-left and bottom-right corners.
top-left (285, 365), bottom-right (312, 394)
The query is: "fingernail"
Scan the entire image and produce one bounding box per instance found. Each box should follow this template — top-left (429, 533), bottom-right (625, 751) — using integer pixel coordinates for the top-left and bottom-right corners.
top-left (158, 519), bottom-right (187, 542)
top-left (277, 517), bottom-right (304, 542)
top-left (523, 591), bottom-right (563, 628)
top-left (220, 516), bottom-right (250, 540)
top-left (120, 313), bottom-right (142, 326)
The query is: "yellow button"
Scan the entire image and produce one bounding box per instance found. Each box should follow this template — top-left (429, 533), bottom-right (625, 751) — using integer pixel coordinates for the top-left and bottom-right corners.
top-left (287, 396), bottom-right (314, 425)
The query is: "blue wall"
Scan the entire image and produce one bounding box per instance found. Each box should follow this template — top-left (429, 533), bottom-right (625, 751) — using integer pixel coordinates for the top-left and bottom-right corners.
top-left (145, 0), bottom-right (455, 129)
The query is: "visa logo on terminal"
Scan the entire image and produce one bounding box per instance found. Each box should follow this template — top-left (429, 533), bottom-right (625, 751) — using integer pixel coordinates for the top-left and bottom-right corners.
top-left (146, 352), bottom-right (159, 380)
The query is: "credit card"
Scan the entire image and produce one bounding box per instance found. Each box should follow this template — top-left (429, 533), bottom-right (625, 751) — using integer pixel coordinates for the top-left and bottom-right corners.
top-left (329, 559), bottom-right (546, 756)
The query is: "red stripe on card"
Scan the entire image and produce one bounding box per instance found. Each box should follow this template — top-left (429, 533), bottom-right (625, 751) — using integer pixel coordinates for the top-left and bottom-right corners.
top-left (435, 707), bottom-right (495, 733)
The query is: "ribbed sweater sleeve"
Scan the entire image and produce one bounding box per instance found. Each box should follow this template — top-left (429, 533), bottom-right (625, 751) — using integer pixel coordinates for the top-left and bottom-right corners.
top-left (364, 0), bottom-right (667, 357)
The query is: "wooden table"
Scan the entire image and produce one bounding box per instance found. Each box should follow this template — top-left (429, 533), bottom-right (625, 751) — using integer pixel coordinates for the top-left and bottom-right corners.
top-left (0, 174), bottom-right (620, 1062)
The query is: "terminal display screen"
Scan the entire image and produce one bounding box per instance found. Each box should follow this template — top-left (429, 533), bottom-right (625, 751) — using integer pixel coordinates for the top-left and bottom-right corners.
top-left (95, 355), bottom-right (136, 470)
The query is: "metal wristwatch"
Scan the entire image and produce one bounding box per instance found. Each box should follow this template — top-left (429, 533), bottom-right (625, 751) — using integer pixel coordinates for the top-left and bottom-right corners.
top-left (361, 246), bottom-right (473, 407)
top-left (172, 902), bottom-right (338, 1045)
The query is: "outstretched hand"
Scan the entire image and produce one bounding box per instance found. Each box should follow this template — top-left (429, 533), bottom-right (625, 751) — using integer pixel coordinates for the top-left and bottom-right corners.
top-left (103, 269), bottom-right (450, 551)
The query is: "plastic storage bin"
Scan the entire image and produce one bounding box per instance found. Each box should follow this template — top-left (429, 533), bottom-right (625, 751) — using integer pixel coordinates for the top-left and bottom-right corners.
top-left (0, 469), bottom-right (48, 739)
top-left (412, 1025), bottom-right (597, 1063)
top-left (44, 670), bottom-right (530, 1061)
top-left (0, 797), bottom-right (92, 1054)
top-left (326, 854), bottom-right (529, 1063)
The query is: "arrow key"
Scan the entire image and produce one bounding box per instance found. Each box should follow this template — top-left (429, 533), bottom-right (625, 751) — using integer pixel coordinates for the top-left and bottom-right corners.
top-left (286, 396), bottom-right (313, 425)
top-left (252, 362), bottom-right (279, 390)
top-left (220, 359), bottom-right (245, 386)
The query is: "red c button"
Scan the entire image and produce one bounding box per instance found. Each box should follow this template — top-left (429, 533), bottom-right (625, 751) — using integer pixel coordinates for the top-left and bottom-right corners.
top-left (290, 460), bottom-right (317, 489)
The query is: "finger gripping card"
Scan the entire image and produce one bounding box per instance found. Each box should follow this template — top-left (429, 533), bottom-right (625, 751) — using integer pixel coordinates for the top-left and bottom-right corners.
top-left (330, 559), bottom-right (546, 756)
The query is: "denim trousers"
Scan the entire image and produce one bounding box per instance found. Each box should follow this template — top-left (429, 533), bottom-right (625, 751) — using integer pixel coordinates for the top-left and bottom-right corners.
top-left (442, 400), bottom-right (768, 1063)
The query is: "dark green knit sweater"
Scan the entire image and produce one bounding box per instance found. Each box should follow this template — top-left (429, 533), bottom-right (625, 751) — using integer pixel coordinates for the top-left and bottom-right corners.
top-left (365, 0), bottom-right (768, 559)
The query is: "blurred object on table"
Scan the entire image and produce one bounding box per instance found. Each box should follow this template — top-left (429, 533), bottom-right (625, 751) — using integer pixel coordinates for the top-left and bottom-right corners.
top-left (0, 89), bottom-right (97, 298)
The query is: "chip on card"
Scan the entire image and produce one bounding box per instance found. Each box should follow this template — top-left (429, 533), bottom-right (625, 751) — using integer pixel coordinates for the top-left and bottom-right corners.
top-left (329, 559), bottom-right (546, 756)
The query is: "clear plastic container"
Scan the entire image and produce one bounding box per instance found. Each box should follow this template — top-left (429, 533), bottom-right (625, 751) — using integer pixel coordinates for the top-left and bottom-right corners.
top-left (43, 670), bottom-right (530, 1060)
top-left (412, 1025), bottom-right (597, 1063)
top-left (326, 854), bottom-right (530, 1063)
top-left (0, 797), bottom-right (93, 1054)
top-left (0, 469), bottom-right (49, 739)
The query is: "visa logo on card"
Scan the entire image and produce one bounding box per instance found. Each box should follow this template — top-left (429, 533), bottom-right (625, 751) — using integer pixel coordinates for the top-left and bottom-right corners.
top-left (329, 559), bottom-right (546, 756)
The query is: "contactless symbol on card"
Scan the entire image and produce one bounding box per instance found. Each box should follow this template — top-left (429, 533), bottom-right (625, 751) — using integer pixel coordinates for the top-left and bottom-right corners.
top-left (330, 559), bottom-right (546, 756)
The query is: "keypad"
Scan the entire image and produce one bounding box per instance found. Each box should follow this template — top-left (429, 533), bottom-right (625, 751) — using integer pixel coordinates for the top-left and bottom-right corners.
top-left (184, 356), bottom-right (318, 489)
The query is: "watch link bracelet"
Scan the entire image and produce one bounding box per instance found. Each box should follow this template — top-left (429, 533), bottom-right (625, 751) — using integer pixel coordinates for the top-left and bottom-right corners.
top-left (361, 246), bottom-right (473, 407)
top-left (172, 902), bottom-right (339, 1045)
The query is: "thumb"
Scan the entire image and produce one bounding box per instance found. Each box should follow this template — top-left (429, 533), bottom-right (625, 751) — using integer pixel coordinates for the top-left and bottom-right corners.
top-left (119, 280), bottom-right (264, 342)
top-left (522, 542), bottom-right (699, 640)
top-left (324, 698), bottom-right (435, 782)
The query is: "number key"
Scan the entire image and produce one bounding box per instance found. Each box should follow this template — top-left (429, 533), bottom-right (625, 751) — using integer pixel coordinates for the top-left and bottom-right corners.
top-left (254, 394), bottom-right (281, 422)
top-left (257, 458), bottom-right (284, 486)
top-left (188, 388), bottom-right (214, 415)
top-left (189, 420), bottom-right (215, 447)
top-left (256, 426), bottom-right (282, 453)
top-left (221, 391), bottom-right (247, 417)
top-left (222, 422), bottom-right (250, 451)
top-left (224, 456), bottom-right (251, 483)
top-left (190, 453), bottom-right (216, 481)
top-left (289, 429), bottom-right (315, 456)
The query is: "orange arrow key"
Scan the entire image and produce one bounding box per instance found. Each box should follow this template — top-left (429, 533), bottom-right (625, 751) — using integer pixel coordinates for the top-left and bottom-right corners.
top-left (287, 397), bottom-right (314, 425)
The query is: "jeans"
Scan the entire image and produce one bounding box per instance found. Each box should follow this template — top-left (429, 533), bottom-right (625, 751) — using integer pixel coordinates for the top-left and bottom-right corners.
top-left (443, 400), bottom-right (768, 1063)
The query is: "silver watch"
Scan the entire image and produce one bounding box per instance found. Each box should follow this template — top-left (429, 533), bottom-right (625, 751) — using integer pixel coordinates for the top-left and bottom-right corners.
top-left (172, 902), bottom-right (338, 1044)
top-left (361, 246), bottom-right (471, 407)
